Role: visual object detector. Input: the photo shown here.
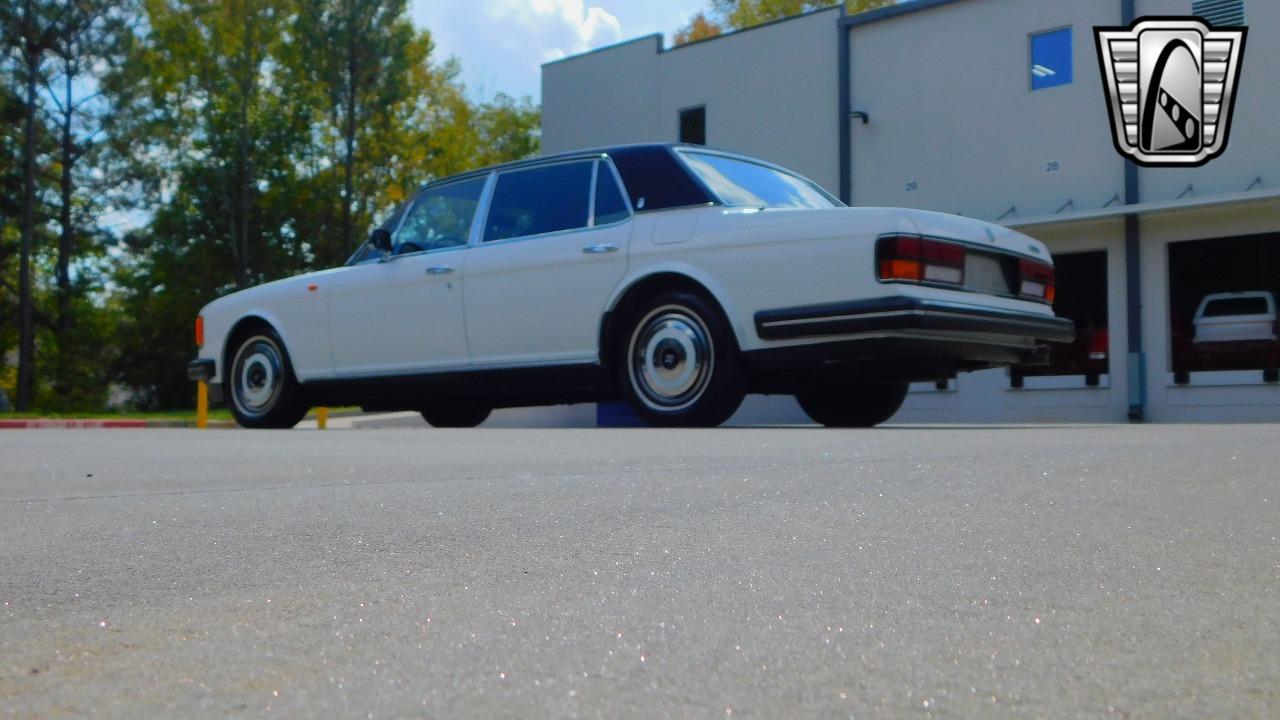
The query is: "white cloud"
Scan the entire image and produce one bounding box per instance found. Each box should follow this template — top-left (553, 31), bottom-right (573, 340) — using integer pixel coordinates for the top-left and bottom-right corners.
top-left (414, 0), bottom-right (622, 100)
top-left (495, 0), bottom-right (622, 53)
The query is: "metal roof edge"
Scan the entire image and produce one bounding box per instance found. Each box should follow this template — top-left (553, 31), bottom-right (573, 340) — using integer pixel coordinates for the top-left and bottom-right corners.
top-left (1006, 188), bottom-right (1280, 228)
top-left (541, 34), bottom-right (663, 69)
top-left (663, 4), bottom-right (844, 54)
top-left (841, 0), bottom-right (970, 29)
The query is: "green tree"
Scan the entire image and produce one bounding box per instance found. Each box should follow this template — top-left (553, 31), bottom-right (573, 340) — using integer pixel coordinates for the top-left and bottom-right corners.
top-left (0, 76), bottom-right (29, 407)
top-left (289, 0), bottom-right (434, 266)
top-left (674, 12), bottom-right (723, 45)
top-left (102, 0), bottom-right (542, 409)
top-left (0, 0), bottom-right (60, 411)
top-left (473, 93), bottom-right (540, 168)
top-left (38, 0), bottom-right (132, 408)
top-left (111, 0), bottom-right (303, 290)
top-left (102, 0), bottom-right (312, 406)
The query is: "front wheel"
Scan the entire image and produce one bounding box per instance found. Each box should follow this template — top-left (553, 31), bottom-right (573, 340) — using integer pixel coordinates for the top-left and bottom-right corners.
top-left (618, 292), bottom-right (745, 428)
top-left (796, 380), bottom-right (909, 428)
top-left (228, 329), bottom-right (309, 429)
top-left (421, 405), bottom-right (491, 428)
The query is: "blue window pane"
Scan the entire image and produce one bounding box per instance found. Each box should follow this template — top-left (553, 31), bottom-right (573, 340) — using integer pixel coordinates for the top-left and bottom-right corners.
top-left (1031, 27), bottom-right (1073, 91)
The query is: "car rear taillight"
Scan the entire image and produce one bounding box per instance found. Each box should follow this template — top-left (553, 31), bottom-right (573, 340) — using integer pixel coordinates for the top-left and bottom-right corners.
top-left (195, 315), bottom-right (204, 348)
top-left (1018, 258), bottom-right (1056, 304)
top-left (1088, 329), bottom-right (1109, 360)
top-left (876, 235), bottom-right (966, 286)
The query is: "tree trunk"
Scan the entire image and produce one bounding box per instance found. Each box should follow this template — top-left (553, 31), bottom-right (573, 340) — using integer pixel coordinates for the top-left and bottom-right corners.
top-left (232, 1), bottom-right (254, 289)
top-left (340, 0), bottom-right (358, 259)
top-left (57, 69), bottom-right (73, 334)
top-left (16, 0), bottom-right (40, 412)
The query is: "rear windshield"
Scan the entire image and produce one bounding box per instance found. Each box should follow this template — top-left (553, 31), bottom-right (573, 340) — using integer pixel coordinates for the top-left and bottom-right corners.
top-left (1202, 297), bottom-right (1271, 317)
top-left (679, 151), bottom-right (839, 209)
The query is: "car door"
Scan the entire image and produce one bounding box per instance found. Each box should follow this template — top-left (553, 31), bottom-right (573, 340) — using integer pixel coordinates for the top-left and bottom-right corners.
top-left (464, 159), bottom-right (633, 367)
top-left (327, 176), bottom-right (489, 377)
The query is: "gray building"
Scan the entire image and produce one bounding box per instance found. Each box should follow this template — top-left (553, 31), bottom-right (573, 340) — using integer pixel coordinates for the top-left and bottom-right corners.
top-left (541, 0), bottom-right (1280, 424)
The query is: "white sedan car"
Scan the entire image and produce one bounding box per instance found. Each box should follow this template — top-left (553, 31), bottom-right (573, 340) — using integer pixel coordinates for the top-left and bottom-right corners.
top-left (188, 144), bottom-right (1073, 429)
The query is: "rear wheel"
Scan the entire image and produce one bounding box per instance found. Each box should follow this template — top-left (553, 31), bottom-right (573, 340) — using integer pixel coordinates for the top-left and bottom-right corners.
top-left (618, 292), bottom-right (745, 427)
top-left (228, 329), bottom-right (309, 429)
top-left (421, 405), bottom-right (491, 428)
top-left (796, 380), bottom-right (909, 428)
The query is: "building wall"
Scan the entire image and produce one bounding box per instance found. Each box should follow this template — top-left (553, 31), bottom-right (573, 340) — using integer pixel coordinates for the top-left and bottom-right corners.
top-left (541, 7), bottom-right (843, 193)
top-left (1138, 197), bottom-right (1280, 422)
top-left (542, 36), bottom-right (664, 154)
top-left (848, 0), bottom-right (1125, 221)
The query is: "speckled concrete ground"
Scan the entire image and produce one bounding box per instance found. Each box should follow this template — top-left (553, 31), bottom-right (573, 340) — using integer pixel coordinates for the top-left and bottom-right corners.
top-left (1, 426), bottom-right (1276, 718)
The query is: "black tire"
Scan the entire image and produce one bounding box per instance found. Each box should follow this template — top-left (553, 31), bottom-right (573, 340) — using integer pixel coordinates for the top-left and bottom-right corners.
top-left (227, 328), bottom-right (309, 429)
top-left (796, 380), bottom-right (909, 428)
top-left (617, 291), bottom-right (745, 428)
top-left (421, 405), bottom-right (491, 428)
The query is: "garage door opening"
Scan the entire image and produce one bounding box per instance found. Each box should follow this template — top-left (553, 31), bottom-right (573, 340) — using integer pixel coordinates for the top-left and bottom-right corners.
top-left (1012, 250), bottom-right (1109, 387)
top-left (1169, 233), bottom-right (1280, 384)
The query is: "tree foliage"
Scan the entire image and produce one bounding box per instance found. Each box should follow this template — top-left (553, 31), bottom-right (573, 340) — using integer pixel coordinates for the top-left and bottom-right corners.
top-left (1, 0), bottom-right (541, 411)
top-left (674, 12), bottom-right (723, 46)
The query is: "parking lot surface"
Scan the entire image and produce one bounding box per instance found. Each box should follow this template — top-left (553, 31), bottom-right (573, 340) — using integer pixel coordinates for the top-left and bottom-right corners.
top-left (1, 425), bottom-right (1277, 718)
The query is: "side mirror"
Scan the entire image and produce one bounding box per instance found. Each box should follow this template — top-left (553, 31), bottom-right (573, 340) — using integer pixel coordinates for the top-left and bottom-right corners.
top-left (370, 228), bottom-right (393, 253)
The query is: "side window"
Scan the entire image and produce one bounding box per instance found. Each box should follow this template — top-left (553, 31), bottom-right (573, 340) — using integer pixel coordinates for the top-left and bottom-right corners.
top-left (594, 161), bottom-right (630, 226)
top-left (484, 162), bottom-right (593, 242)
top-left (393, 177), bottom-right (486, 255)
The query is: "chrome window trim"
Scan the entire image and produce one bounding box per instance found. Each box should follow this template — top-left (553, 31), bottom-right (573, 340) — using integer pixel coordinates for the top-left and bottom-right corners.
top-left (593, 157), bottom-right (636, 222)
top-left (377, 243), bottom-right (470, 264)
top-left (473, 218), bottom-right (628, 250)
top-left (588, 161), bottom-right (599, 228)
top-left (633, 202), bottom-right (717, 215)
top-left (351, 153), bottom-right (646, 262)
top-left (468, 172), bottom-right (498, 248)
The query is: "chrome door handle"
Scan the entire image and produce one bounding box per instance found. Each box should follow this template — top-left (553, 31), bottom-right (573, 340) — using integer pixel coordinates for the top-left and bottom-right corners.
top-left (426, 266), bottom-right (455, 275)
top-left (582, 244), bottom-right (619, 254)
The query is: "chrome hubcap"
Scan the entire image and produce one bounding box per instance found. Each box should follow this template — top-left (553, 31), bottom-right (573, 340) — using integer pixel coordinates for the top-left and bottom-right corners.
top-left (629, 306), bottom-right (713, 411)
top-left (233, 337), bottom-right (284, 417)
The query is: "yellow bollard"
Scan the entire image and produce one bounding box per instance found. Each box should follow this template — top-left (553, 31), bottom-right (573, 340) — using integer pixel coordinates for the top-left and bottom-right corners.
top-left (196, 381), bottom-right (209, 430)
top-left (317, 406), bottom-right (328, 430)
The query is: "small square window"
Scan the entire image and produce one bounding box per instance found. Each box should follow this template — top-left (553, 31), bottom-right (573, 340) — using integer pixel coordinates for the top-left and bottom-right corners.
top-left (1030, 27), bottom-right (1073, 91)
top-left (679, 106), bottom-right (706, 145)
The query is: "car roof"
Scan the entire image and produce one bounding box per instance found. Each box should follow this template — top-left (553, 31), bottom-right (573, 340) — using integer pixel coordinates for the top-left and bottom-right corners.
top-left (1201, 291), bottom-right (1276, 302)
top-left (420, 142), bottom-right (782, 187)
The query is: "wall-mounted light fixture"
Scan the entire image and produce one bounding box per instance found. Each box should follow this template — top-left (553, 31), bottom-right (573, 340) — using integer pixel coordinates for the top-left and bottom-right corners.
top-left (849, 110), bottom-right (870, 125)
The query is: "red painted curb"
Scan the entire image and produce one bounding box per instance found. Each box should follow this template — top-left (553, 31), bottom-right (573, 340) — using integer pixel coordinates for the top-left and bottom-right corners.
top-left (0, 419), bottom-right (150, 429)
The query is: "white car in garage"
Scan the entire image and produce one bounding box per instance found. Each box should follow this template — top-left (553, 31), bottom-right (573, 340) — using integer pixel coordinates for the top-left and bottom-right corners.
top-left (188, 144), bottom-right (1073, 429)
top-left (1192, 292), bottom-right (1278, 345)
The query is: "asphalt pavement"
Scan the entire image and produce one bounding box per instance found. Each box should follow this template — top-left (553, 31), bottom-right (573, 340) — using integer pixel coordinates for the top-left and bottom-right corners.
top-left (1, 425), bottom-right (1277, 718)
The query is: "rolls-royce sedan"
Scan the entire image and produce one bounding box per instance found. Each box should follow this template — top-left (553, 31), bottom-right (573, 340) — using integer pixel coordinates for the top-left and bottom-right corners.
top-left (188, 144), bottom-right (1073, 429)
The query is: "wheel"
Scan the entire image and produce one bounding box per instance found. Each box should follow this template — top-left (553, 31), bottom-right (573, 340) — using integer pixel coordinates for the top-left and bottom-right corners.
top-left (618, 292), bottom-right (745, 427)
top-left (228, 329), bottom-right (309, 429)
top-left (421, 405), bottom-right (491, 428)
top-left (795, 380), bottom-right (909, 428)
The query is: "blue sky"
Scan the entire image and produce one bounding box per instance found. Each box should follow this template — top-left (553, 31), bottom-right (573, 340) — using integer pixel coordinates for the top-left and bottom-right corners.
top-left (410, 0), bottom-right (706, 101)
